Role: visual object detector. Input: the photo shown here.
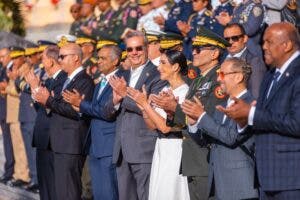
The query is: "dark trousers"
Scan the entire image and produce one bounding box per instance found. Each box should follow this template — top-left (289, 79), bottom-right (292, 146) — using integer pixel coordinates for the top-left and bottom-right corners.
top-left (116, 155), bottom-right (151, 200)
top-left (53, 152), bottom-right (85, 200)
top-left (36, 149), bottom-right (55, 200)
top-left (89, 155), bottom-right (118, 200)
top-left (260, 189), bottom-right (300, 200)
top-left (188, 176), bottom-right (209, 200)
top-left (21, 122), bottom-right (37, 184)
top-left (0, 120), bottom-right (14, 178)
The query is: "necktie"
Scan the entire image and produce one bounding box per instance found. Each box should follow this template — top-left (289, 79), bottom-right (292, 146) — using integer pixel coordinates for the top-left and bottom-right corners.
top-left (96, 77), bottom-right (107, 100)
top-left (62, 78), bottom-right (71, 92)
top-left (266, 71), bottom-right (281, 99)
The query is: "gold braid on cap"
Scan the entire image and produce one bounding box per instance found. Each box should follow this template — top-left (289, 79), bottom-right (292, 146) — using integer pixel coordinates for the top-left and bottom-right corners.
top-left (10, 50), bottom-right (25, 58)
top-left (57, 36), bottom-right (68, 48)
top-left (96, 40), bottom-right (117, 50)
top-left (192, 36), bottom-right (225, 49)
top-left (76, 37), bottom-right (96, 45)
top-left (160, 40), bottom-right (182, 49)
top-left (25, 48), bottom-right (39, 56)
top-left (147, 35), bottom-right (159, 43)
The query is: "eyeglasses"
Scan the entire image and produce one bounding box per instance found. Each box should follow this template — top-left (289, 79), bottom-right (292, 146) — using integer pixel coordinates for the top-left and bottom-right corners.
top-left (224, 34), bottom-right (244, 42)
top-left (217, 70), bottom-right (242, 80)
top-left (58, 54), bottom-right (74, 60)
top-left (192, 46), bottom-right (215, 54)
top-left (126, 46), bottom-right (144, 53)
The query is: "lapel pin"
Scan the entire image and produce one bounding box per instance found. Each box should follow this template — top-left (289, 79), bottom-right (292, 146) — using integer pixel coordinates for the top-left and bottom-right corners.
top-left (146, 72), bottom-right (150, 77)
top-left (286, 72), bottom-right (290, 77)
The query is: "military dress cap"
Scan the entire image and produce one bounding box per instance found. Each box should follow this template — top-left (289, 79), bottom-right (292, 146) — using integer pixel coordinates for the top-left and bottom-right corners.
top-left (76, 37), bottom-right (96, 45)
top-left (159, 31), bottom-right (184, 50)
top-left (37, 40), bottom-right (56, 52)
top-left (143, 29), bottom-right (164, 43)
top-left (56, 34), bottom-right (77, 48)
top-left (96, 38), bottom-right (118, 50)
top-left (137, 0), bottom-right (151, 5)
top-left (25, 44), bottom-right (39, 56)
top-left (192, 27), bottom-right (230, 49)
top-left (9, 46), bottom-right (25, 58)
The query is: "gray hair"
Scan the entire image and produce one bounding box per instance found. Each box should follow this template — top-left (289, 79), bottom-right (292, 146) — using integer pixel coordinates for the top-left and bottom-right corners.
top-left (124, 30), bottom-right (148, 46)
top-left (225, 57), bottom-right (252, 84)
top-left (45, 45), bottom-right (60, 62)
top-left (101, 44), bottom-right (122, 65)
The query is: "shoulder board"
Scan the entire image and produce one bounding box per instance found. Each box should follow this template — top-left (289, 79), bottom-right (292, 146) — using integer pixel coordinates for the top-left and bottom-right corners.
top-left (90, 57), bottom-right (97, 64)
top-left (188, 13), bottom-right (197, 23)
top-left (205, 10), bottom-right (212, 16)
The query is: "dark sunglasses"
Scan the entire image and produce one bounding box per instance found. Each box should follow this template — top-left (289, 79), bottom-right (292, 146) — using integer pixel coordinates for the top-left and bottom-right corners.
top-left (192, 46), bottom-right (215, 54)
top-left (224, 34), bottom-right (244, 42)
top-left (58, 54), bottom-right (74, 60)
top-left (126, 46), bottom-right (144, 53)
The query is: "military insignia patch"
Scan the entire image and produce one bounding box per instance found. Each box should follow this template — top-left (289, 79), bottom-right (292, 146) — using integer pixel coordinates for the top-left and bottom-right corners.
top-left (188, 69), bottom-right (197, 79)
top-left (130, 10), bottom-right (138, 18)
top-left (253, 6), bottom-right (262, 17)
top-left (214, 86), bottom-right (225, 99)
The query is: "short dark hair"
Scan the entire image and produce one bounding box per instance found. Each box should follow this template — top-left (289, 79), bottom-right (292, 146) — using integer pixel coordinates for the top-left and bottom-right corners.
top-left (224, 23), bottom-right (246, 36)
top-left (45, 45), bottom-right (60, 62)
top-left (163, 50), bottom-right (188, 76)
top-left (225, 57), bottom-right (252, 84)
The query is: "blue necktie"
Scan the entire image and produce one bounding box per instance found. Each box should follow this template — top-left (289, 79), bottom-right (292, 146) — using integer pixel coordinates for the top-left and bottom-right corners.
top-left (96, 77), bottom-right (107, 100)
top-left (266, 71), bottom-right (281, 99)
top-left (62, 78), bottom-right (71, 92)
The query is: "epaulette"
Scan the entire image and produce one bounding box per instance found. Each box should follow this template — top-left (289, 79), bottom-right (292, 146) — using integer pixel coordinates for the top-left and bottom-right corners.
top-left (204, 10), bottom-right (212, 17)
top-left (90, 57), bottom-right (97, 64)
top-left (188, 13), bottom-right (197, 24)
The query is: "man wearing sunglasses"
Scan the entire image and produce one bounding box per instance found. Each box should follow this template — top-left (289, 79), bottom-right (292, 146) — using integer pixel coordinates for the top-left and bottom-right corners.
top-left (151, 27), bottom-right (229, 200)
top-left (33, 43), bottom-right (95, 200)
top-left (224, 23), bottom-right (266, 99)
top-left (181, 57), bottom-right (259, 200)
top-left (107, 30), bottom-right (167, 200)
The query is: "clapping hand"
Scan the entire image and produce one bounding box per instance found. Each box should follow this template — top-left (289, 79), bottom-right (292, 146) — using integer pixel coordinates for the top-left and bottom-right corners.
top-left (150, 89), bottom-right (178, 114)
top-left (32, 87), bottom-right (50, 105)
top-left (215, 11), bottom-right (232, 26)
top-left (62, 89), bottom-right (84, 109)
top-left (176, 20), bottom-right (191, 36)
top-left (181, 96), bottom-right (205, 121)
top-left (25, 69), bottom-right (40, 90)
top-left (109, 75), bottom-right (127, 101)
top-left (127, 85), bottom-right (148, 110)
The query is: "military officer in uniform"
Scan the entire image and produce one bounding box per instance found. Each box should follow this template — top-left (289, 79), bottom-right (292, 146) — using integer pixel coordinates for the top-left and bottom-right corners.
top-left (164, 0), bottom-right (193, 34)
top-left (151, 27), bottom-right (229, 200)
top-left (159, 31), bottom-right (201, 85)
top-left (74, 0), bottom-right (97, 38)
top-left (101, 0), bottom-right (141, 42)
top-left (81, 0), bottom-right (116, 41)
top-left (137, 0), bottom-right (155, 31)
top-left (56, 34), bottom-right (77, 48)
top-left (177, 0), bottom-right (223, 60)
top-left (216, 0), bottom-right (266, 56)
top-left (213, 0), bottom-right (235, 17)
top-left (69, 3), bottom-right (82, 35)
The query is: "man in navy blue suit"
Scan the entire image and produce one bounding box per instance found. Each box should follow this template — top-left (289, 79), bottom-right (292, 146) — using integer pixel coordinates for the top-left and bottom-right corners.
top-left (219, 22), bottom-right (300, 199)
top-left (62, 44), bottom-right (122, 200)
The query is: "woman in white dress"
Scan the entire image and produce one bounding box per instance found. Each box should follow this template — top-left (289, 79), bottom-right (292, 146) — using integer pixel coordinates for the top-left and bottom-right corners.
top-left (127, 50), bottom-right (190, 200)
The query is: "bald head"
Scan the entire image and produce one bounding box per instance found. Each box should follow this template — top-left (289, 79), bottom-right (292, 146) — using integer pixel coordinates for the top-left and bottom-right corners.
top-left (263, 22), bottom-right (300, 67)
top-left (59, 43), bottom-right (83, 75)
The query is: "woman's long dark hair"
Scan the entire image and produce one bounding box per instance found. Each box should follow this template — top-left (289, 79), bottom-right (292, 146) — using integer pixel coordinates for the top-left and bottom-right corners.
top-left (163, 50), bottom-right (188, 76)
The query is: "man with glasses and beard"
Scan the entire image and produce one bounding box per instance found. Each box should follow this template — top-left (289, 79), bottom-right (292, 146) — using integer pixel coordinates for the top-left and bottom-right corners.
top-left (224, 23), bottom-right (266, 99)
top-left (107, 30), bottom-right (167, 200)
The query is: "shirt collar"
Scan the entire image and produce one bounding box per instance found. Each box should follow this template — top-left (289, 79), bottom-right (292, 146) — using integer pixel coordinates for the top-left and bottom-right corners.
top-left (228, 47), bottom-right (247, 58)
top-left (276, 51), bottom-right (300, 79)
top-left (131, 60), bottom-right (149, 73)
top-left (198, 8), bottom-right (207, 16)
top-left (68, 66), bottom-right (84, 80)
top-left (52, 69), bottom-right (62, 79)
top-left (104, 69), bottom-right (118, 81)
top-left (227, 89), bottom-right (247, 106)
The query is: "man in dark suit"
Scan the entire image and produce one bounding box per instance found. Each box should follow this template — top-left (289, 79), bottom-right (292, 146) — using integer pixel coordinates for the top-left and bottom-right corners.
top-left (62, 44), bottom-right (123, 200)
top-left (181, 58), bottom-right (258, 200)
top-left (26, 45), bottom-right (67, 200)
top-left (33, 43), bottom-right (94, 200)
top-left (0, 47), bottom-right (14, 184)
top-left (224, 23), bottom-right (266, 99)
top-left (108, 31), bottom-right (167, 200)
top-left (219, 22), bottom-right (300, 199)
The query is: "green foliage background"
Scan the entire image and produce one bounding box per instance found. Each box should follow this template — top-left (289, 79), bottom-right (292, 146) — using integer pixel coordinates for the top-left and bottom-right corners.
top-left (0, 0), bottom-right (26, 36)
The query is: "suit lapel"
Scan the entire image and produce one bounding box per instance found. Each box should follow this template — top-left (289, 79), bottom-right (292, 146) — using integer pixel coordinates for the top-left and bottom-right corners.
top-left (264, 56), bottom-right (300, 106)
top-left (134, 61), bottom-right (153, 90)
